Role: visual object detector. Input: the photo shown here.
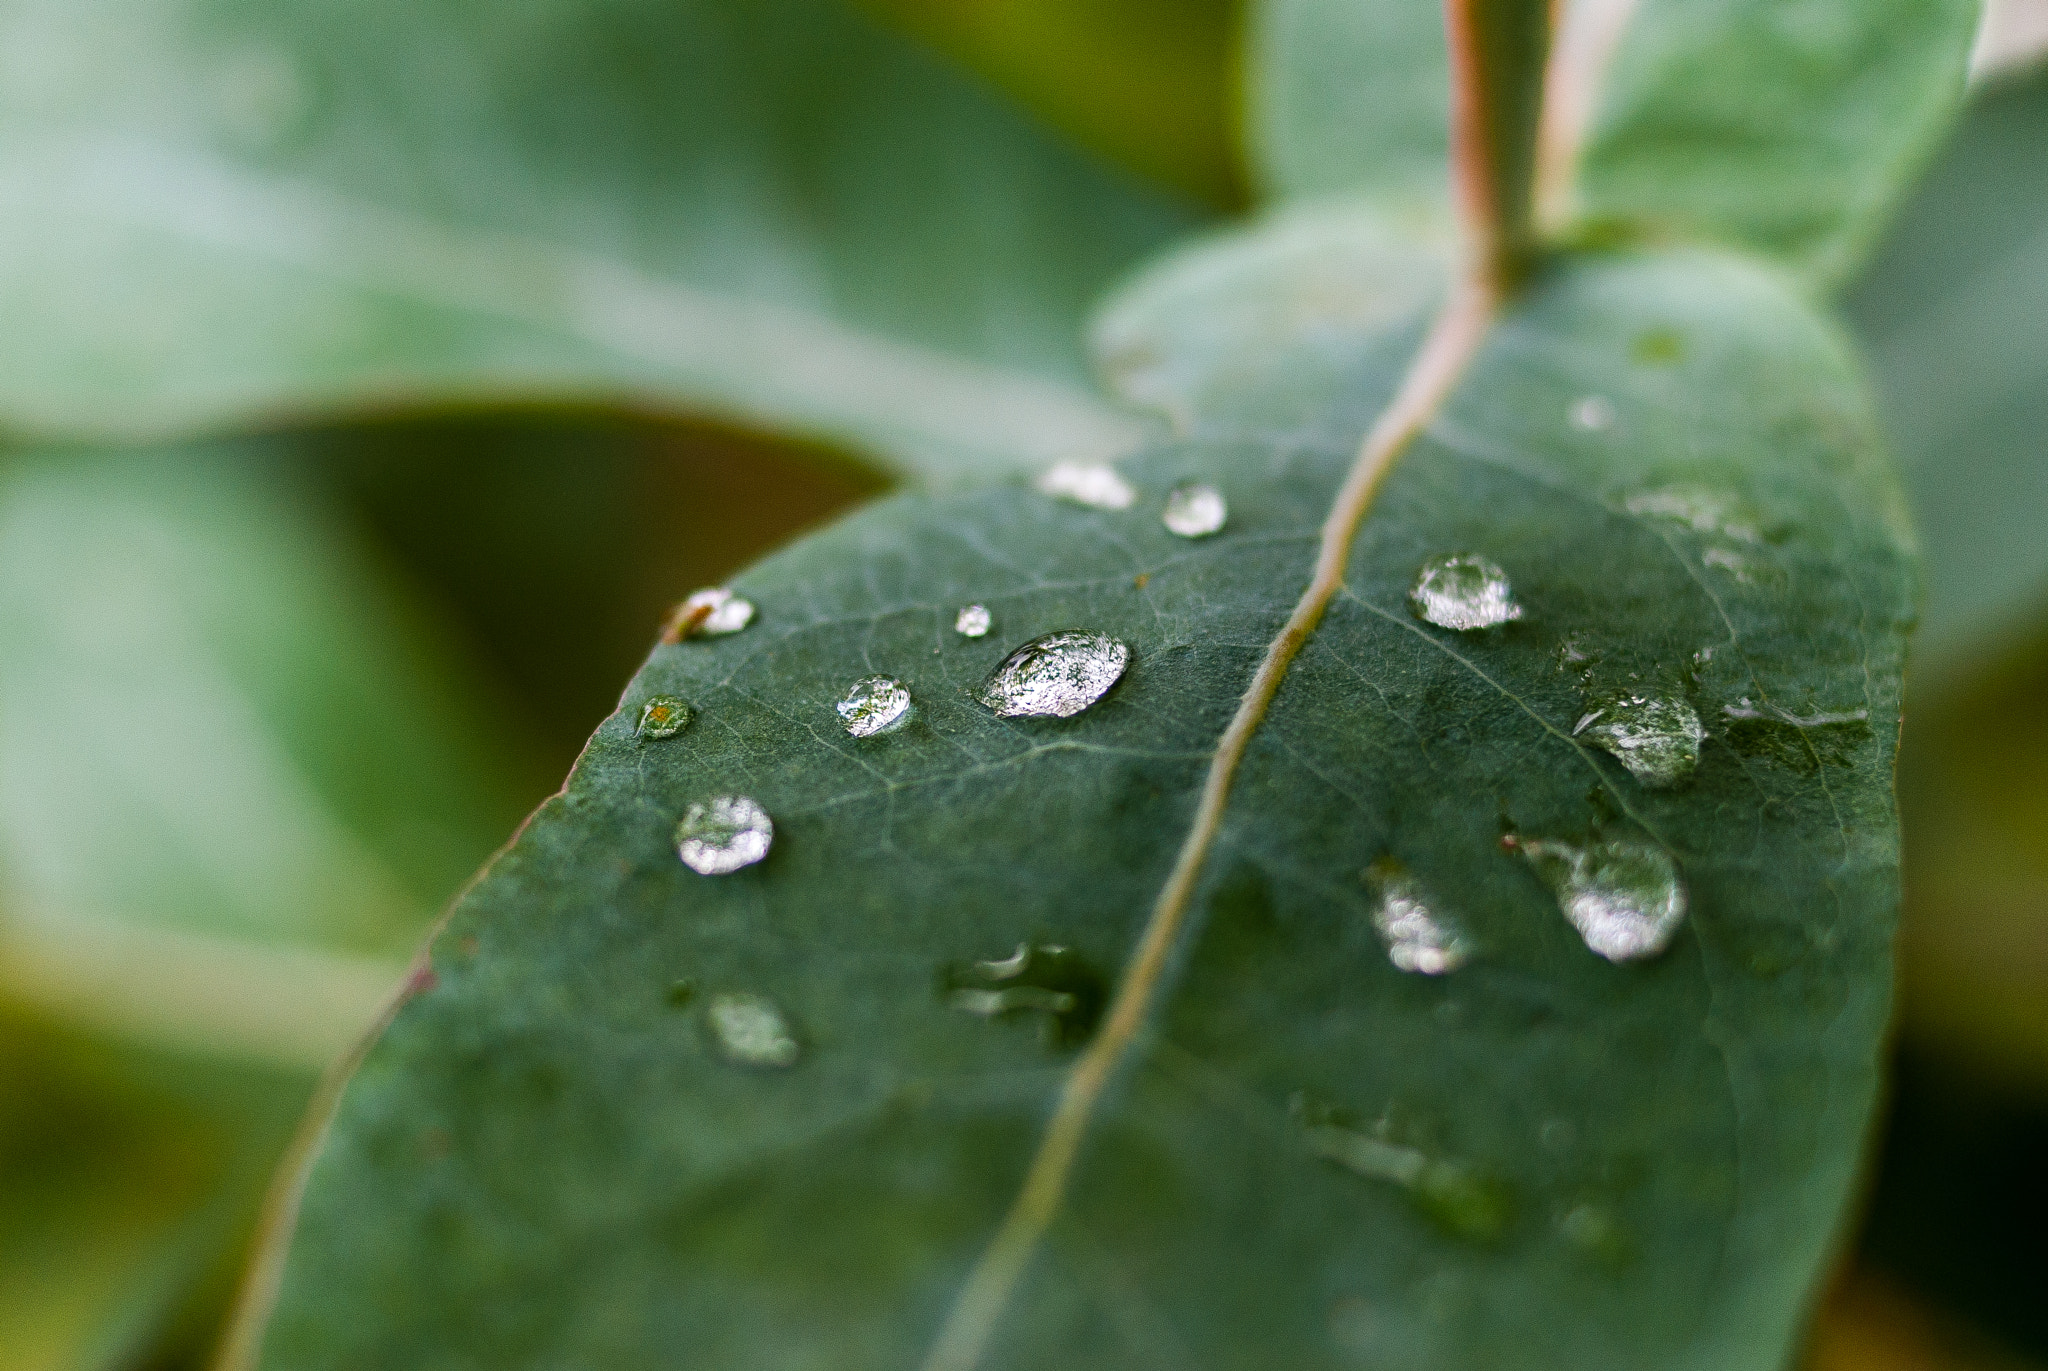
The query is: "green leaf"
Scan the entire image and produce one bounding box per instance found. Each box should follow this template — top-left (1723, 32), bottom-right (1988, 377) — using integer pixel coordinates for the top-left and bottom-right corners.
top-left (1248, 0), bottom-right (1979, 282)
top-left (0, 0), bottom-right (1197, 482)
top-left (238, 241), bottom-right (1913, 1369)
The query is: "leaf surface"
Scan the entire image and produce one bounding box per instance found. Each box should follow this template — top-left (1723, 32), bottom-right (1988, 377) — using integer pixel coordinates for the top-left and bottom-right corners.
top-left (0, 0), bottom-right (1196, 482)
top-left (241, 238), bottom-right (1914, 1370)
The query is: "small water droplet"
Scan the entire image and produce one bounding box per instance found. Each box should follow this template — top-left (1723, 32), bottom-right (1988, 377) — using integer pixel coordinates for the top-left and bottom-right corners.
top-left (1036, 461), bottom-right (1136, 510)
top-left (954, 604), bottom-right (992, 638)
top-left (1571, 395), bottom-right (1616, 432)
top-left (666, 978), bottom-right (697, 1007)
top-left (635, 695), bottom-right (693, 740)
top-left (705, 991), bottom-right (801, 1069)
top-left (1410, 554), bottom-right (1523, 631)
top-left (1539, 1118), bottom-right (1577, 1153)
top-left (1162, 482), bottom-right (1227, 538)
top-left (1506, 834), bottom-right (1686, 963)
top-left (1557, 1202), bottom-right (1631, 1266)
top-left (1575, 694), bottom-right (1703, 787)
top-left (836, 675), bottom-right (912, 737)
top-left (975, 631), bottom-right (1130, 718)
top-left (676, 796), bottom-right (773, 875)
top-left (942, 943), bottom-right (1106, 1048)
top-left (664, 586), bottom-right (755, 641)
top-left (1296, 1098), bottom-right (1512, 1244)
top-left (1365, 860), bottom-right (1472, 975)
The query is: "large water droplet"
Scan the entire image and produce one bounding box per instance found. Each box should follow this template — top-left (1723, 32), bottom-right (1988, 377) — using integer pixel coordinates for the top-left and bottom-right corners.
top-left (676, 796), bottom-right (773, 875)
top-left (1574, 694), bottom-right (1703, 787)
top-left (1410, 554), bottom-right (1523, 631)
top-left (954, 604), bottom-right (992, 638)
top-left (975, 631), bottom-right (1130, 718)
top-left (1506, 834), bottom-right (1686, 963)
top-left (837, 675), bottom-right (911, 737)
top-left (1162, 481), bottom-right (1227, 538)
top-left (1295, 1097), bottom-right (1512, 1244)
top-left (706, 991), bottom-right (801, 1069)
top-left (1036, 461), bottom-right (1136, 510)
top-left (1366, 860), bottom-right (1472, 975)
top-left (942, 943), bottom-right (1106, 1048)
top-left (635, 695), bottom-right (693, 740)
top-left (665, 586), bottom-right (755, 641)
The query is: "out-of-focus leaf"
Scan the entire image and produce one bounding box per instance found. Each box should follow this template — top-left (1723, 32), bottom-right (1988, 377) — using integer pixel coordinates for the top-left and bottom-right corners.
top-left (237, 239), bottom-right (1912, 1369)
top-left (0, 0), bottom-right (1198, 483)
top-left (1247, 0), bottom-right (1978, 283)
top-left (1843, 63), bottom-right (2048, 666)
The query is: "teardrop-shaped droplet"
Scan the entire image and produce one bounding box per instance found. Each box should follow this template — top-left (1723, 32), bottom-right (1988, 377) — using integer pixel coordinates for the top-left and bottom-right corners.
top-left (1574, 694), bottom-right (1703, 788)
top-left (1162, 482), bottom-right (1227, 538)
top-left (635, 694), bottom-right (693, 740)
top-left (1409, 554), bottom-right (1523, 631)
top-left (676, 796), bottom-right (773, 875)
top-left (665, 586), bottom-right (755, 641)
top-left (954, 604), bottom-right (992, 638)
top-left (705, 991), bottom-right (801, 1069)
top-left (941, 943), bottom-right (1106, 1048)
top-left (975, 631), bottom-right (1130, 719)
top-left (1507, 834), bottom-right (1686, 962)
top-left (1366, 860), bottom-right (1472, 975)
top-left (1036, 461), bottom-right (1136, 510)
top-left (837, 675), bottom-right (911, 737)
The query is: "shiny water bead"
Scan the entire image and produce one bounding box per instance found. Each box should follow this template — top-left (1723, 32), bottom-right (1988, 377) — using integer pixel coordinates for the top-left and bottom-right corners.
top-left (836, 675), bottom-right (912, 737)
top-left (954, 604), bottom-right (992, 638)
top-left (635, 695), bottom-right (693, 740)
top-left (1507, 834), bottom-right (1686, 963)
top-left (1409, 554), bottom-right (1523, 631)
top-left (705, 991), bottom-right (801, 1069)
top-left (1366, 862), bottom-right (1472, 975)
top-left (1161, 482), bottom-right (1227, 538)
top-left (666, 586), bottom-right (755, 641)
top-left (1574, 694), bottom-right (1704, 788)
top-left (1036, 461), bottom-right (1136, 510)
top-left (676, 796), bottom-right (773, 875)
top-left (975, 631), bottom-right (1130, 719)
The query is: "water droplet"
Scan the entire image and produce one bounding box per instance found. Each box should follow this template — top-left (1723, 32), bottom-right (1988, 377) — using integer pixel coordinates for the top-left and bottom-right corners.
top-left (975, 631), bottom-right (1130, 718)
top-left (664, 586), bottom-right (755, 641)
top-left (1410, 554), bottom-right (1523, 631)
top-left (1557, 1203), bottom-right (1631, 1266)
top-left (1162, 481), bottom-right (1227, 538)
top-left (1036, 461), bottom-right (1135, 510)
top-left (666, 978), bottom-right (697, 1007)
top-left (705, 991), bottom-right (801, 1069)
top-left (676, 796), bottom-right (773, 875)
top-left (635, 695), bottom-right (693, 740)
top-left (1506, 835), bottom-right (1686, 963)
top-left (1571, 395), bottom-right (1616, 432)
top-left (1296, 1098), bottom-right (1513, 1244)
top-left (942, 943), bottom-right (1106, 1048)
top-left (836, 675), bottom-right (912, 737)
top-left (1365, 860), bottom-right (1472, 975)
top-left (954, 604), bottom-right (992, 638)
top-left (1574, 694), bottom-right (1703, 787)
top-left (1722, 700), bottom-right (1871, 775)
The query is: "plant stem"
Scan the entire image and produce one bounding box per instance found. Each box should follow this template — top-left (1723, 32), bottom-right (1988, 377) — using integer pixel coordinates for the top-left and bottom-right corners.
top-left (1446, 0), bottom-right (1555, 290)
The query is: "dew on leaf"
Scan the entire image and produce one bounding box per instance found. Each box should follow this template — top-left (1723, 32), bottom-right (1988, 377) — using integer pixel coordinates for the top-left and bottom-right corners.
top-left (836, 676), bottom-right (912, 737)
top-left (975, 631), bottom-right (1130, 718)
top-left (1410, 554), bottom-right (1523, 631)
top-left (1574, 694), bottom-right (1704, 787)
top-left (1035, 460), bottom-right (1135, 510)
top-left (1723, 699), bottom-right (1871, 775)
top-left (1295, 1097), bottom-right (1513, 1244)
top-left (1506, 834), bottom-right (1686, 962)
top-left (635, 695), bottom-right (693, 740)
top-left (1162, 481), bottom-right (1227, 538)
top-left (663, 586), bottom-right (754, 641)
top-left (705, 991), bottom-right (801, 1069)
top-left (1365, 860), bottom-right (1473, 975)
top-left (941, 943), bottom-right (1106, 1048)
top-left (954, 604), bottom-right (992, 638)
top-left (676, 796), bottom-right (773, 875)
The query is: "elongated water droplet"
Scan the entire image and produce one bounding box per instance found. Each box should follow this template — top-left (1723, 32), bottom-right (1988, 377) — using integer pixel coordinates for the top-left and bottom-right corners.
top-left (1410, 554), bottom-right (1523, 631)
top-left (942, 943), bottom-right (1106, 1048)
top-left (1624, 486), bottom-right (1760, 543)
top-left (1722, 699), bottom-right (1872, 775)
top-left (1036, 461), bottom-right (1136, 510)
top-left (837, 675), bottom-right (911, 737)
top-left (1506, 834), bottom-right (1686, 962)
top-left (1295, 1097), bottom-right (1513, 1244)
top-left (1162, 481), bottom-right (1227, 538)
top-left (954, 604), bottom-right (992, 638)
top-left (1366, 860), bottom-right (1472, 975)
top-left (635, 695), bottom-right (693, 740)
top-left (706, 991), bottom-right (801, 1069)
top-left (676, 796), bottom-right (773, 875)
top-left (975, 631), bottom-right (1130, 718)
top-left (1575, 694), bottom-right (1703, 787)
top-left (664, 586), bottom-right (755, 641)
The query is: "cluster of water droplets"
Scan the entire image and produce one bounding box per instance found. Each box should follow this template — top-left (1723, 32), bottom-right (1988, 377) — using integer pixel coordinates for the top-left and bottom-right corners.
top-left (1365, 861), bottom-right (1473, 975)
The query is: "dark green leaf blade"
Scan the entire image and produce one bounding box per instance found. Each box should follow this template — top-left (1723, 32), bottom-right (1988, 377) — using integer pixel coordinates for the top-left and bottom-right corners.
top-left (244, 248), bottom-right (1911, 1370)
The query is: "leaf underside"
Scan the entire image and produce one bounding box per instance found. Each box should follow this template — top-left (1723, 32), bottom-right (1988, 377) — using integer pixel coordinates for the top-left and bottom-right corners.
top-left (250, 244), bottom-right (1914, 1370)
